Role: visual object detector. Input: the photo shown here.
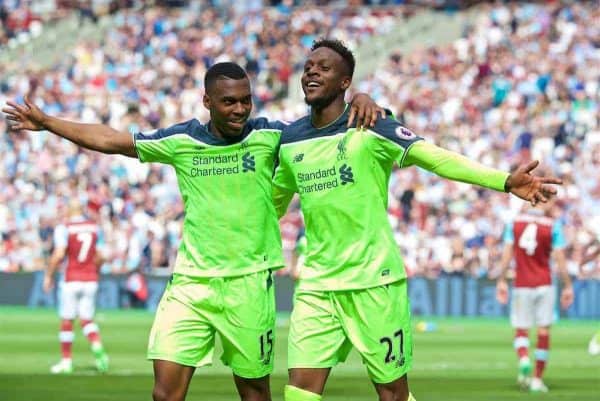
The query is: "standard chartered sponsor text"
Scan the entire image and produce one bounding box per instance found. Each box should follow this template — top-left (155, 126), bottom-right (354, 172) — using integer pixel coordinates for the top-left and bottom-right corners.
top-left (193, 154), bottom-right (238, 165)
top-left (297, 165), bottom-right (339, 193)
top-left (190, 153), bottom-right (240, 176)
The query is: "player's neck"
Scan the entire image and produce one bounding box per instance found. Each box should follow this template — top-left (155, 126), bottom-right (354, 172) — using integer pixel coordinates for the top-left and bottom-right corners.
top-left (207, 121), bottom-right (225, 140)
top-left (311, 97), bottom-right (346, 129)
top-left (206, 121), bottom-right (243, 144)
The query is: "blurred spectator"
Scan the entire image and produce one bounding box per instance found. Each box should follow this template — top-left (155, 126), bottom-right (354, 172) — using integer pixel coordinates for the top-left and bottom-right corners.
top-left (352, 1), bottom-right (599, 280)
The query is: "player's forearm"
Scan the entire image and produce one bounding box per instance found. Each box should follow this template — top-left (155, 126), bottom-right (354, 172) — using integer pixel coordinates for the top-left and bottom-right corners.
top-left (497, 266), bottom-right (509, 281)
top-left (497, 245), bottom-right (513, 281)
top-left (46, 251), bottom-right (63, 277)
top-left (406, 142), bottom-right (509, 192)
top-left (559, 269), bottom-right (572, 288)
top-left (41, 115), bottom-right (136, 157)
top-left (272, 185), bottom-right (294, 218)
top-left (554, 250), bottom-right (572, 287)
top-left (46, 262), bottom-right (58, 277)
top-left (94, 254), bottom-right (105, 267)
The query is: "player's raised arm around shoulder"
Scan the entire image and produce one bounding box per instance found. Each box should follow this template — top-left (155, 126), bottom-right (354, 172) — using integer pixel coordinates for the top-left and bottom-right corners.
top-left (347, 93), bottom-right (386, 129)
top-left (262, 118), bottom-right (289, 132)
top-left (3, 97), bottom-right (137, 157)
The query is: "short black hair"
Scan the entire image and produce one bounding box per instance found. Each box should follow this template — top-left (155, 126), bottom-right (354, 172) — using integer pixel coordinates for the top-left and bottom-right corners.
top-left (311, 38), bottom-right (355, 78)
top-left (204, 62), bottom-right (248, 92)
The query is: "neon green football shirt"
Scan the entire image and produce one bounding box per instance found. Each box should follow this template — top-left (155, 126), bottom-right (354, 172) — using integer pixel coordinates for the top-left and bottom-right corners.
top-left (273, 106), bottom-right (508, 291)
top-left (134, 118), bottom-right (286, 277)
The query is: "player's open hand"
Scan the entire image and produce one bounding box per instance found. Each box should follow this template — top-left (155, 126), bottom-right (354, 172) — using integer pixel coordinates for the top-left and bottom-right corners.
top-left (560, 285), bottom-right (574, 310)
top-left (496, 279), bottom-right (509, 305)
top-left (504, 161), bottom-right (562, 206)
top-left (2, 97), bottom-right (47, 132)
top-left (43, 274), bottom-right (54, 293)
top-left (348, 93), bottom-right (386, 129)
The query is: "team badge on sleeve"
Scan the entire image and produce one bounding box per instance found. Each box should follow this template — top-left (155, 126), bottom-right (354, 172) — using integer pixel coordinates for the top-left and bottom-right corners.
top-left (395, 126), bottom-right (415, 140)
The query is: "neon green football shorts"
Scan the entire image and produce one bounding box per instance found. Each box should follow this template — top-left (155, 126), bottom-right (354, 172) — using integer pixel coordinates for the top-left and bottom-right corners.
top-left (288, 279), bottom-right (413, 384)
top-left (147, 270), bottom-right (275, 378)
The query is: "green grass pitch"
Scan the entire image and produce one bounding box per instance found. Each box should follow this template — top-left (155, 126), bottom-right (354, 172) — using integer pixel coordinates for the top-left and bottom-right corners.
top-left (0, 307), bottom-right (598, 400)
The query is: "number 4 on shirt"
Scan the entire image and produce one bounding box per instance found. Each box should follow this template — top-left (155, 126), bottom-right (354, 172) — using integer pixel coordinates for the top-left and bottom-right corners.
top-left (518, 223), bottom-right (538, 255)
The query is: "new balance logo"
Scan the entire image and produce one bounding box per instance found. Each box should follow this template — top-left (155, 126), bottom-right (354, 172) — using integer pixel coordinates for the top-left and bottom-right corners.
top-left (339, 164), bottom-right (354, 185)
top-left (293, 153), bottom-right (304, 163)
top-left (242, 152), bottom-right (255, 172)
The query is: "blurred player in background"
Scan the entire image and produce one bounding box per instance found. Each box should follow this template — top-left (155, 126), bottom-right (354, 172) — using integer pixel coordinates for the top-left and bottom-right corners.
top-left (43, 199), bottom-right (109, 374)
top-left (3, 62), bottom-right (381, 401)
top-left (588, 330), bottom-right (600, 356)
top-left (580, 233), bottom-right (600, 356)
top-left (272, 38), bottom-right (562, 401)
top-left (580, 231), bottom-right (600, 275)
top-left (496, 200), bottom-right (574, 392)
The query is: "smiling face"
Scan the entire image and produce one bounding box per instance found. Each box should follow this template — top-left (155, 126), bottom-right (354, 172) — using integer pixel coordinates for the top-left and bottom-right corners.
top-left (301, 47), bottom-right (351, 110)
top-left (203, 76), bottom-right (252, 139)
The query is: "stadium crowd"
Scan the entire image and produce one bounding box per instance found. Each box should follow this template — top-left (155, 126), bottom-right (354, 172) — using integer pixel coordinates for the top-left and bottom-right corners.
top-left (353, 1), bottom-right (600, 281)
top-left (0, 0), bottom-right (112, 50)
top-left (1, 1), bottom-right (598, 283)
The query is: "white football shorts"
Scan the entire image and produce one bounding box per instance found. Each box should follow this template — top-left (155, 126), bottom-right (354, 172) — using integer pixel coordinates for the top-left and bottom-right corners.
top-left (510, 285), bottom-right (555, 328)
top-left (58, 281), bottom-right (99, 320)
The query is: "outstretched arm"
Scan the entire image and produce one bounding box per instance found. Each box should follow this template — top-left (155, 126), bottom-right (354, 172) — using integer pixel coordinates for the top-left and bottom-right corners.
top-left (3, 97), bottom-right (137, 157)
top-left (503, 160), bottom-right (562, 206)
top-left (404, 141), bottom-right (562, 205)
